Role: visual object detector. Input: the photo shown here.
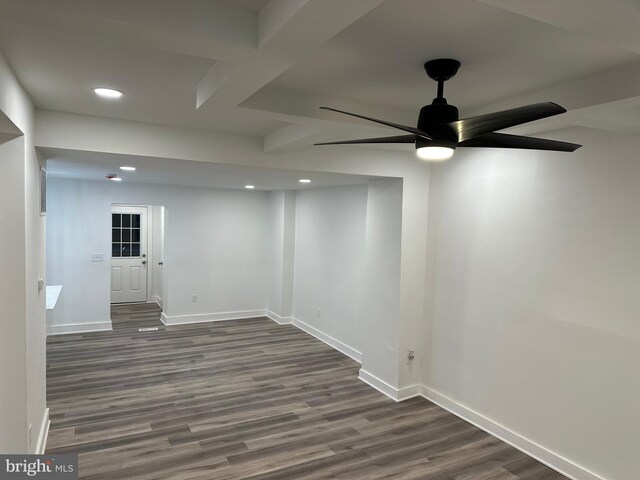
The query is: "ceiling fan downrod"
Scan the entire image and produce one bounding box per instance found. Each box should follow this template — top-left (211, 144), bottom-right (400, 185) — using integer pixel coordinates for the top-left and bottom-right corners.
top-left (424, 58), bottom-right (460, 104)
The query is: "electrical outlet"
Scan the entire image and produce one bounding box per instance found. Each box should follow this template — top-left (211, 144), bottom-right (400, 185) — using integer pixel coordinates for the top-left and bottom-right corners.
top-left (407, 350), bottom-right (415, 362)
top-left (192, 294), bottom-right (198, 302)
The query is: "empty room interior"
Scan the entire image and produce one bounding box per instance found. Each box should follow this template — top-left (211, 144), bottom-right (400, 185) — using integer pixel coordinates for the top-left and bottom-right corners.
top-left (0, 0), bottom-right (639, 479)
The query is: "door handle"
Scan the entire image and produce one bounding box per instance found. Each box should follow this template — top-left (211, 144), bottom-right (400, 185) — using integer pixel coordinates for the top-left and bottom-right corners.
top-left (158, 261), bottom-right (164, 265)
top-left (141, 260), bottom-right (147, 265)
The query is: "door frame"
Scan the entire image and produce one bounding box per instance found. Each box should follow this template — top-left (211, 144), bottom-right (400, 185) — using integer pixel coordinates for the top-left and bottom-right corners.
top-left (110, 204), bottom-right (152, 304)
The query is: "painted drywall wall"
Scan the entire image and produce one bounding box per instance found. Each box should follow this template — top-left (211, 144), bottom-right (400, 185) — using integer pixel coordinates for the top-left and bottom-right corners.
top-left (267, 192), bottom-right (285, 317)
top-left (266, 191), bottom-right (295, 321)
top-left (150, 205), bottom-right (165, 307)
top-left (0, 50), bottom-right (47, 453)
top-left (0, 136), bottom-right (29, 452)
top-left (424, 128), bottom-right (640, 480)
top-left (46, 178), bottom-right (270, 331)
top-left (360, 178), bottom-right (403, 390)
top-left (46, 180), bottom-right (111, 332)
top-left (292, 185), bottom-right (368, 358)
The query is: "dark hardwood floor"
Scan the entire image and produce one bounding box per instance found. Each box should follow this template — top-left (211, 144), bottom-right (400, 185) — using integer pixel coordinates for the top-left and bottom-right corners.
top-left (46, 303), bottom-right (567, 480)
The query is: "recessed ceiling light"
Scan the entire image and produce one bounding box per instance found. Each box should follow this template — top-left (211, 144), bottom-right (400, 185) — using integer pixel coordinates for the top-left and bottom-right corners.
top-left (245, 185), bottom-right (255, 189)
top-left (299, 179), bottom-right (312, 183)
top-left (119, 166), bottom-right (136, 171)
top-left (106, 175), bottom-right (122, 182)
top-left (94, 87), bottom-right (124, 99)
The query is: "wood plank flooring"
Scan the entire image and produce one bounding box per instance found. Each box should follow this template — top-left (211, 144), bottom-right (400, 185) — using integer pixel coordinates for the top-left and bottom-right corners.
top-left (46, 303), bottom-right (567, 480)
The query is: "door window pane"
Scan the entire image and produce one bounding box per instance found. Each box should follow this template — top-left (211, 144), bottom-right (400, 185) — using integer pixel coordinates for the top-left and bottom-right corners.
top-left (112, 212), bottom-right (142, 258)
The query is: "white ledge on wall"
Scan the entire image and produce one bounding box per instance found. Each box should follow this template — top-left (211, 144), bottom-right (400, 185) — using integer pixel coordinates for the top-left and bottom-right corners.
top-left (45, 285), bottom-right (63, 310)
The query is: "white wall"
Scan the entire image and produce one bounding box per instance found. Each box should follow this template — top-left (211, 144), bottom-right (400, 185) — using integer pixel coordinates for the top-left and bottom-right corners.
top-left (46, 178), bottom-right (270, 331)
top-left (360, 178), bottom-right (403, 390)
top-left (150, 205), bottom-right (165, 307)
top-left (424, 128), bottom-right (640, 480)
top-left (46, 180), bottom-right (111, 331)
top-left (268, 192), bottom-right (285, 316)
top-left (292, 185), bottom-right (368, 359)
top-left (266, 191), bottom-right (295, 321)
top-left (0, 50), bottom-right (47, 453)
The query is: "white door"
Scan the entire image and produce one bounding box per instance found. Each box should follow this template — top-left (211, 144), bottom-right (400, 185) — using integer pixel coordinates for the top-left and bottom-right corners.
top-left (111, 206), bottom-right (148, 303)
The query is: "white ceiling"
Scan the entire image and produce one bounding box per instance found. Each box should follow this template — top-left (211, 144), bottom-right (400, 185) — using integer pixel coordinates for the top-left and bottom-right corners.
top-left (42, 148), bottom-right (377, 190)
top-left (212, 0), bottom-right (270, 14)
top-left (269, 0), bottom-right (635, 113)
top-left (1, 0), bottom-right (640, 186)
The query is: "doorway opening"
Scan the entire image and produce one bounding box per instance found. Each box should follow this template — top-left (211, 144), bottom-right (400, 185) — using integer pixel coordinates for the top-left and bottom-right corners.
top-left (110, 205), bottom-right (165, 307)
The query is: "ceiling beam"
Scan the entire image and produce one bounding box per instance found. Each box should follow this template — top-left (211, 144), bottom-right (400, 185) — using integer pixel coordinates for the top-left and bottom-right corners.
top-left (195, 0), bottom-right (384, 110)
top-left (34, 110), bottom-right (420, 179)
top-left (263, 124), bottom-right (329, 154)
top-left (477, 0), bottom-right (640, 54)
top-left (0, 110), bottom-right (22, 137)
top-left (196, 61), bottom-right (239, 109)
top-left (0, 0), bottom-right (259, 63)
top-left (258, 0), bottom-right (311, 49)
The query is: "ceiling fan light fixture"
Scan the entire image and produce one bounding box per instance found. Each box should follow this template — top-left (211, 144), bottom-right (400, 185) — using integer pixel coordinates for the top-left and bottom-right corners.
top-left (416, 146), bottom-right (455, 161)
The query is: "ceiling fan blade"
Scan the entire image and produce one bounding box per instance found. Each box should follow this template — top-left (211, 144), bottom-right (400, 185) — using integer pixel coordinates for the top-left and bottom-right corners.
top-left (459, 133), bottom-right (581, 152)
top-left (315, 135), bottom-right (417, 145)
top-left (450, 102), bottom-right (567, 142)
top-left (320, 107), bottom-right (431, 140)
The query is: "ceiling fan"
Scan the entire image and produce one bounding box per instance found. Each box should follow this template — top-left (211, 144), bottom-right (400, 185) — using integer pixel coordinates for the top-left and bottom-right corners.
top-left (315, 59), bottom-right (581, 160)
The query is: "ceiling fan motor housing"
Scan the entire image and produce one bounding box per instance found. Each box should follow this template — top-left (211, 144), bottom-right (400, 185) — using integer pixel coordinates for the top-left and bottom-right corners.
top-left (417, 103), bottom-right (459, 148)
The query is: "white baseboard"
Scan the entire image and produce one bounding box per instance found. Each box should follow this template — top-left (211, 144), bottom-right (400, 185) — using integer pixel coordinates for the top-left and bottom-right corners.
top-left (266, 310), bottom-right (292, 325)
top-left (35, 408), bottom-right (50, 454)
top-left (150, 295), bottom-right (162, 308)
top-left (47, 321), bottom-right (112, 335)
top-left (357, 369), bottom-right (422, 402)
top-left (160, 310), bottom-right (265, 326)
top-left (353, 374), bottom-right (604, 480)
top-left (397, 383), bottom-right (423, 401)
top-left (358, 369), bottom-right (400, 400)
top-left (420, 386), bottom-right (605, 480)
top-left (291, 317), bottom-right (362, 363)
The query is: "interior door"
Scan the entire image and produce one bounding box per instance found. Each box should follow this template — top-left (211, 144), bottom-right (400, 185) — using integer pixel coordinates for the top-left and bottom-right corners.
top-left (111, 206), bottom-right (148, 303)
